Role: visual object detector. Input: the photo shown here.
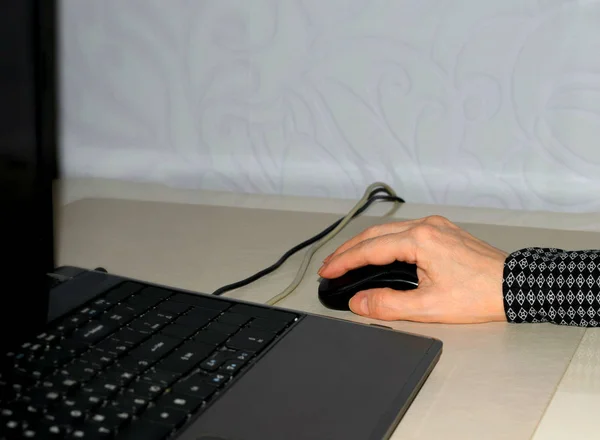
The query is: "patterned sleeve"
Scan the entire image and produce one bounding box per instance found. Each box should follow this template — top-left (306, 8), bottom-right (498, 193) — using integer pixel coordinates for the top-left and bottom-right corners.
top-left (503, 248), bottom-right (600, 326)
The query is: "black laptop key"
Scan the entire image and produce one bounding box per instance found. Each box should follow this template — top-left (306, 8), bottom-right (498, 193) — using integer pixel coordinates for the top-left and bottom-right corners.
top-left (102, 309), bottom-right (134, 327)
top-left (227, 328), bottom-right (274, 352)
top-left (199, 350), bottom-right (233, 372)
top-left (156, 300), bottom-right (189, 316)
top-left (104, 282), bottom-right (144, 305)
top-left (193, 330), bottom-right (230, 346)
top-left (110, 394), bottom-right (148, 415)
top-left (159, 323), bottom-right (197, 340)
top-left (72, 320), bottom-right (119, 344)
top-left (220, 359), bottom-right (245, 375)
top-left (112, 328), bottom-right (148, 346)
top-left (205, 322), bottom-right (239, 335)
top-left (89, 407), bottom-right (131, 431)
top-left (69, 424), bottom-right (113, 439)
top-left (139, 368), bottom-right (180, 388)
top-left (95, 338), bottom-right (130, 357)
top-left (126, 296), bottom-right (162, 313)
top-left (248, 317), bottom-right (289, 334)
top-left (170, 293), bottom-right (230, 312)
top-left (216, 312), bottom-right (251, 327)
top-left (157, 392), bottom-right (203, 413)
top-left (58, 361), bottom-right (97, 382)
top-left (140, 310), bottom-right (172, 327)
top-left (174, 312), bottom-right (214, 329)
top-left (143, 405), bottom-right (188, 429)
top-left (82, 377), bottom-right (120, 398)
top-left (128, 315), bottom-right (167, 335)
top-left (129, 335), bottom-right (180, 362)
top-left (116, 419), bottom-right (172, 440)
top-left (90, 297), bottom-right (113, 313)
top-left (205, 372), bottom-right (230, 386)
top-left (126, 380), bottom-right (164, 400)
top-left (158, 341), bottom-right (214, 374)
top-left (117, 356), bottom-right (153, 374)
top-left (80, 350), bottom-right (114, 370)
top-left (229, 304), bottom-right (296, 324)
top-left (171, 375), bottom-right (217, 400)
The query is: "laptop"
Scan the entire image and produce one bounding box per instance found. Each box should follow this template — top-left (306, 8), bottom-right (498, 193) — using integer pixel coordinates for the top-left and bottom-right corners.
top-left (0, 1), bottom-right (442, 439)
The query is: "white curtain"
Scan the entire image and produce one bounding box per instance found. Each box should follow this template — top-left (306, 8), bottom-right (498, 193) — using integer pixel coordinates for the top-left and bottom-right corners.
top-left (59, 0), bottom-right (600, 212)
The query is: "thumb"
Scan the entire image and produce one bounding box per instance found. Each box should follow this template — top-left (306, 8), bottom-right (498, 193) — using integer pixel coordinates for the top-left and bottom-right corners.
top-left (348, 288), bottom-right (429, 321)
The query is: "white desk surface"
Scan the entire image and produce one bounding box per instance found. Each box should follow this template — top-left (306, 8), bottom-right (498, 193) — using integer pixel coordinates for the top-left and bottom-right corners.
top-left (56, 178), bottom-right (600, 440)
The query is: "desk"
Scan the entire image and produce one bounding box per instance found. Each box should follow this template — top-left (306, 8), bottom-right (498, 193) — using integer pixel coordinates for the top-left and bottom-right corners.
top-left (56, 178), bottom-right (600, 439)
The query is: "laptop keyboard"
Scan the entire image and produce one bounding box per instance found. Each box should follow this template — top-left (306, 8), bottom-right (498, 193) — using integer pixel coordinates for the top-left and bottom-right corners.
top-left (0, 281), bottom-right (299, 439)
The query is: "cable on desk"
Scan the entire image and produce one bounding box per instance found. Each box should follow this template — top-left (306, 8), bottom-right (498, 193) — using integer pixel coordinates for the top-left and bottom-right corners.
top-left (264, 182), bottom-right (401, 306)
top-left (211, 182), bottom-right (404, 300)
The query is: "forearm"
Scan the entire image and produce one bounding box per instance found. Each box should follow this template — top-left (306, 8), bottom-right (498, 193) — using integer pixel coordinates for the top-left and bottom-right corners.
top-left (503, 248), bottom-right (600, 326)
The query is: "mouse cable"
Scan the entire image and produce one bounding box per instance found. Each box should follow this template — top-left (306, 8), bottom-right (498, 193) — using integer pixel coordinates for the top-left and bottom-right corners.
top-left (264, 181), bottom-right (401, 305)
top-left (211, 183), bottom-right (404, 297)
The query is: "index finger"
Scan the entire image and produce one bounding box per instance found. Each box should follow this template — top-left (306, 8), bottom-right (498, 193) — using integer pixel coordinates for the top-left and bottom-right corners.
top-left (324, 220), bottom-right (419, 263)
top-left (318, 232), bottom-right (418, 279)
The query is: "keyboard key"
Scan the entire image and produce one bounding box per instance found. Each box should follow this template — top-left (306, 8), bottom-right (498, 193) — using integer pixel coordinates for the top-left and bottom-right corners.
top-left (129, 335), bottom-right (181, 361)
top-left (248, 317), bottom-right (289, 334)
top-left (126, 296), bottom-right (162, 313)
top-left (71, 320), bottom-right (119, 345)
top-left (104, 282), bottom-right (143, 304)
top-left (107, 303), bottom-right (138, 319)
top-left (95, 338), bottom-right (130, 357)
top-left (57, 360), bottom-right (97, 382)
top-left (80, 350), bottom-right (115, 369)
top-left (216, 313), bottom-right (251, 327)
top-left (193, 330), bottom-right (230, 346)
top-left (156, 300), bottom-right (189, 315)
top-left (170, 293), bottom-right (230, 312)
top-left (199, 351), bottom-right (232, 372)
top-left (157, 392), bottom-right (203, 412)
top-left (139, 368), bottom-right (180, 387)
top-left (139, 286), bottom-right (172, 300)
top-left (229, 304), bottom-right (296, 323)
top-left (174, 313), bottom-right (213, 329)
top-left (89, 406), bottom-right (131, 430)
top-left (220, 359), bottom-right (245, 374)
top-left (128, 316), bottom-right (167, 335)
top-left (112, 328), bottom-right (148, 346)
top-left (205, 322), bottom-right (239, 335)
top-left (117, 356), bottom-right (154, 374)
top-left (140, 310), bottom-right (173, 326)
top-left (69, 424), bottom-right (113, 438)
top-left (227, 328), bottom-right (274, 353)
top-left (158, 341), bottom-right (214, 374)
top-left (125, 380), bottom-right (164, 400)
top-left (206, 372), bottom-right (230, 386)
top-left (172, 376), bottom-right (217, 400)
top-left (110, 395), bottom-right (148, 415)
top-left (160, 323), bottom-right (197, 340)
top-left (143, 405), bottom-right (188, 428)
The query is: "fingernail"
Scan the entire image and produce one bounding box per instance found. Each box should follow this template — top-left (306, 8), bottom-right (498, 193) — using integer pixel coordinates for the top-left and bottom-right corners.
top-left (323, 254), bottom-right (332, 263)
top-left (351, 295), bottom-right (369, 315)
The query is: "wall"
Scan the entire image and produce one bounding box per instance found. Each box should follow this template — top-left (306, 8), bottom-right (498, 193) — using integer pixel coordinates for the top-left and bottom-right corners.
top-left (59, 0), bottom-right (600, 212)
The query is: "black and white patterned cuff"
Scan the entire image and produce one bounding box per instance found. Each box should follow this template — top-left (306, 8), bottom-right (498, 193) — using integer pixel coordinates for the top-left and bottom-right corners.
top-left (502, 247), bottom-right (600, 326)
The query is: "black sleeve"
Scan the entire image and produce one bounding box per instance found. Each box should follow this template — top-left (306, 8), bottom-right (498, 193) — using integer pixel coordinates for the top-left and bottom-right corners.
top-left (503, 247), bottom-right (600, 326)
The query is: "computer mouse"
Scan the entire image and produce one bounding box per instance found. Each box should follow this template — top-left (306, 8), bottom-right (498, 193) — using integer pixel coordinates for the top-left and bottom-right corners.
top-left (318, 261), bottom-right (419, 311)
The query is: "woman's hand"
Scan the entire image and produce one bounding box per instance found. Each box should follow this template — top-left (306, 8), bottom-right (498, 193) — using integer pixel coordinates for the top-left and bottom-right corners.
top-left (318, 215), bottom-right (509, 324)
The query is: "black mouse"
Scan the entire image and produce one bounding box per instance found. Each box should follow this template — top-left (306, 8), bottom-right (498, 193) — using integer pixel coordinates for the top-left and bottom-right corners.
top-left (318, 261), bottom-right (419, 311)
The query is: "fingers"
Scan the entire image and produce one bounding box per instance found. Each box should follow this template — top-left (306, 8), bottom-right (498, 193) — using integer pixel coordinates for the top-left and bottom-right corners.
top-left (324, 215), bottom-right (454, 263)
top-left (319, 233), bottom-right (417, 278)
top-left (348, 288), bottom-right (433, 322)
top-left (324, 220), bottom-right (419, 263)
